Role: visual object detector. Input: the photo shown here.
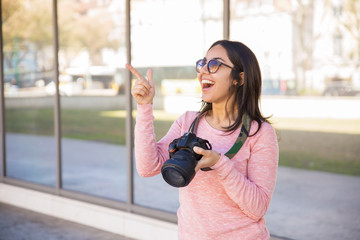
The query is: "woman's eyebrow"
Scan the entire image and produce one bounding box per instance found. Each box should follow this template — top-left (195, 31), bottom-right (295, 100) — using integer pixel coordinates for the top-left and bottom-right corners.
top-left (212, 57), bottom-right (226, 62)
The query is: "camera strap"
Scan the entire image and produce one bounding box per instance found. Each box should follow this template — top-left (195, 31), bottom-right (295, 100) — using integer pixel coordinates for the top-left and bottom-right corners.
top-left (189, 112), bottom-right (251, 159)
top-left (224, 113), bottom-right (251, 159)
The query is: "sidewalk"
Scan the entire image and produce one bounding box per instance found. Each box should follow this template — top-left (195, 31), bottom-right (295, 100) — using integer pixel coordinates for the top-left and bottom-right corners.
top-left (266, 167), bottom-right (360, 240)
top-left (0, 202), bottom-right (286, 240)
top-left (0, 202), bottom-right (133, 240)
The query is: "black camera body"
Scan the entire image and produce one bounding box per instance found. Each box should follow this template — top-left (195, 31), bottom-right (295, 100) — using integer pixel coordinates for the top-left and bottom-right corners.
top-left (161, 132), bottom-right (212, 188)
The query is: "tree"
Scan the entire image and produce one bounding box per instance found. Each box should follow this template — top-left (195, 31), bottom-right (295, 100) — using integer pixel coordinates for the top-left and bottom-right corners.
top-left (291, 0), bottom-right (316, 94)
top-left (2, 0), bottom-right (122, 82)
top-left (2, 0), bottom-right (50, 69)
top-left (58, 0), bottom-right (122, 69)
top-left (340, 0), bottom-right (360, 67)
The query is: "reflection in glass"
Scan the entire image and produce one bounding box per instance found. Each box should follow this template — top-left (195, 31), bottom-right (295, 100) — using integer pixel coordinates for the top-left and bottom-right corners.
top-left (230, 0), bottom-right (360, 176)
top-left (131, 0), bottom-right (223, 213)
top-left (2, 0), bottom-right (56, 186)
top-left (230, 0), bottom-right (294, 95)
top-left (58, 0), bottom-right (127, 201)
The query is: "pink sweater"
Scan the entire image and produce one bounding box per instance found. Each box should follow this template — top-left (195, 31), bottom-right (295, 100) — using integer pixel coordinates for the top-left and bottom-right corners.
top-left (135, 104), bottom-right (279, 240)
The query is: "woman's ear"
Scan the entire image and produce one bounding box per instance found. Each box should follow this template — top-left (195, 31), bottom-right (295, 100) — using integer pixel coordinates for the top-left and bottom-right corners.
top-left (239, 72), bottom-right (245, 86)
top-left (233, 72), bottom-right (245, 86)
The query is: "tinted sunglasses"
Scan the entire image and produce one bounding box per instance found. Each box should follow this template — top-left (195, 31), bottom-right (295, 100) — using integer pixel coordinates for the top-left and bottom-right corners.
top-left (196, 58), bottom-right (236, 74)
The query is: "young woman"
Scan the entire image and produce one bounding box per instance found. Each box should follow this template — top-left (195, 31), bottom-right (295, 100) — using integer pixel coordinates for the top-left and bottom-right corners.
top-left (126, 40), bottom-right (279, 240)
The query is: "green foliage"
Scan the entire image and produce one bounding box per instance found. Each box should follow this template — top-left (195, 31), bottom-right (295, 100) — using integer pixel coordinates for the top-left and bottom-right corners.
top-left (2, 0), bottom-right (122, 70)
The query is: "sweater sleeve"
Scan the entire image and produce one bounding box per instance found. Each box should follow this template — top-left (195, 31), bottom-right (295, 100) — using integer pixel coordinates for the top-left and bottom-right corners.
top-left (134, 104), bottom-right (185, 177)
top-left (211, 122), bottom-right (279, 221)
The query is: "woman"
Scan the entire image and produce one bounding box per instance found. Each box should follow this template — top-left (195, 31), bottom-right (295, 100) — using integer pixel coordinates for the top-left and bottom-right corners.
top-left (126, 40), bottom-right (279, 240)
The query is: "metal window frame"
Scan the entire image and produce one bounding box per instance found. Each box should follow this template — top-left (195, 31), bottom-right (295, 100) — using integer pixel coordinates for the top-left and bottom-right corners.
top-left (0, 0), bottom-right (230, 224)
top-left (224, 0), bottom-right (230, 40)
top-left (0, 0), bottom-right (5, 182)
top-left (125, 0), bottom-right (134, 212)
top-left (53, 0), bottom-right (62, 195)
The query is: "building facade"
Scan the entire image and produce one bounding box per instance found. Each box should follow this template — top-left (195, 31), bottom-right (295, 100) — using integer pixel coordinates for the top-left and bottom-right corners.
top-left (1, 0), bottom-right (359, 239)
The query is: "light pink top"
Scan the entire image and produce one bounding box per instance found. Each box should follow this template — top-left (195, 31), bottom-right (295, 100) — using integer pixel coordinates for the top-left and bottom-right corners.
top-left (135, 104), bottom-right (279, 240)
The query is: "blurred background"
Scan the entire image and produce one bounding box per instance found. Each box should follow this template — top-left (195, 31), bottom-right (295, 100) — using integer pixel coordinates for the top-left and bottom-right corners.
top-left (1, 0), bottom-right (359, 239)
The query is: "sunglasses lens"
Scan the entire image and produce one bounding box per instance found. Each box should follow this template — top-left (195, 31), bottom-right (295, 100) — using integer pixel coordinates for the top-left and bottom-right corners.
top-left (208, 60), bottom-right (221, 73)
top-left (196, 59), bottom-right (205, 72)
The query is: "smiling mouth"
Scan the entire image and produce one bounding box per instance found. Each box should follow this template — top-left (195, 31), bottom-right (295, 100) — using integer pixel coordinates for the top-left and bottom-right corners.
top-left (202, 80), bottom-right (215, 89)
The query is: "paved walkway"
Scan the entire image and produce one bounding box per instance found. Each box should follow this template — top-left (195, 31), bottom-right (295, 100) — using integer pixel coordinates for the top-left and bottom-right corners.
top-left (266, 167), bottom-right (360, 240)
top-left (0, 202), bottom-right (289, 240)
top-left (0, 202), bottom-right (133, 240)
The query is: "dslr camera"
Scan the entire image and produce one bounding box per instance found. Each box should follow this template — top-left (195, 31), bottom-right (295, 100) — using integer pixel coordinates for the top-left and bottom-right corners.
top-left (161, 132), bottom-right (212, 188)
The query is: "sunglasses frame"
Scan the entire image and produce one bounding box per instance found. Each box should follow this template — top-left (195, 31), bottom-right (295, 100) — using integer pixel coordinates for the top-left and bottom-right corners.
top-left (196, 58), bottom-right (236, 74)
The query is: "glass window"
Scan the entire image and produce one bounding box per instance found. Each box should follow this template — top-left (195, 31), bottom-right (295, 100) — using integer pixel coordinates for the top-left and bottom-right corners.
top-left (131, 0), bottom-right (223, 213)
top-left (230, 2), bottom-right (360, 238)
top-left (2, 0), bottom-right (56, 186)
top-left (333, 33), bottom-right (343, 57)
top-left (58, 0), bottom-right (127, 201)
top-left (230, 0), bottom-right (293, 95)
top-left (230, 0), bottom-right (360, 196)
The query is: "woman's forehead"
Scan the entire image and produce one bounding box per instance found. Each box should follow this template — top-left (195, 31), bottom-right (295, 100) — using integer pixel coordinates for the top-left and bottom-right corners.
top-left (206, 45), bottom-right (229, 61)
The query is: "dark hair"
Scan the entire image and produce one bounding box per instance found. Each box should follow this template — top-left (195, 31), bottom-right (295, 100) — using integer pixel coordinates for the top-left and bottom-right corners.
top-left (199, 40), bottom-right (269, 136)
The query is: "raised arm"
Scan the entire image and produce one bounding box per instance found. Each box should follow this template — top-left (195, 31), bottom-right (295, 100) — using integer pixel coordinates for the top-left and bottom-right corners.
top-left (126, 64), bottom-right (188, 177)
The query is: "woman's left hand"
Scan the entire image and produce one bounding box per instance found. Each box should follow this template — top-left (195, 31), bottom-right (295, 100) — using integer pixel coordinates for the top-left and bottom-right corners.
top-left (193, 146), bottom-right (221, 172)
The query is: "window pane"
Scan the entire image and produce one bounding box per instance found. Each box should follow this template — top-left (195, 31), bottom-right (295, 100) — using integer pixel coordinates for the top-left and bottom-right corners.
top-left (230, 0), bottom-right (360, 173)
top-left (131, 0), bottom-right (223, 213)
top-left (230, 2), bottom-right (360, 239)
top-left (230, 0), bottom-right (294, 95)
top-left (2, 0), bottom-right (56, 186)
top-left (58, 0), bottom-right (127, 201)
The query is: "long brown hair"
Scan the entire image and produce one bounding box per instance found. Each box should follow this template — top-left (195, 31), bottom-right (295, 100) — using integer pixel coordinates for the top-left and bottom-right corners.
top-left (199, 40), bottom-right (269, 136)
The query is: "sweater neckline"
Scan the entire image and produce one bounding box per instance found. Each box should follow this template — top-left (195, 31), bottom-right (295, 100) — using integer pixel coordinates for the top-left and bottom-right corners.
top-left (199, 112), bottom-right (240, 136)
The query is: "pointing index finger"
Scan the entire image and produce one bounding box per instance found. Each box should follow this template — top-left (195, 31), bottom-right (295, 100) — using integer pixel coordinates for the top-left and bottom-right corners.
top-left (125, 64), bottom-right (142, 79)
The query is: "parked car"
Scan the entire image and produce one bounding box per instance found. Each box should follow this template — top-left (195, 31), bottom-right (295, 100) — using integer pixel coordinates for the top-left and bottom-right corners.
top-left (323, 82), bottom-right (360, 96)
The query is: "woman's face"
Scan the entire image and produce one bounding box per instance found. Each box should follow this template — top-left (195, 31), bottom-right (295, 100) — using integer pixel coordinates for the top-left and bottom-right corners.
top-left (197, 44), bottom-right (235, 106)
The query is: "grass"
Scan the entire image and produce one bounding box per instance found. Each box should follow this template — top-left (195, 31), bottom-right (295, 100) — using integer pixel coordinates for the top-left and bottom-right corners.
top-left (5, 108), bottom-right (360, 176)
top-left (5, 108), bottom-right (127, 145)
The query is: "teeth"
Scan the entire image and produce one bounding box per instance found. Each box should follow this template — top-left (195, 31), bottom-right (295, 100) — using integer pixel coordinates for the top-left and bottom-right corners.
top-left (202, 80), bottom-right (215, 85)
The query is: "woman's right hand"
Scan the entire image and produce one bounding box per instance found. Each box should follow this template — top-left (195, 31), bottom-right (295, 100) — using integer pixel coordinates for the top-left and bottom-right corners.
top-left (125, 64), bottom-right (155, 105)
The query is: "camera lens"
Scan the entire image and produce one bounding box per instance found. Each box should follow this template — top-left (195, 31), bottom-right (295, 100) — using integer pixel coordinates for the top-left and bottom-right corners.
top-left (161, 165), bottom-right (188, 187)
top-left (161, 150), bottom-right (197, 187)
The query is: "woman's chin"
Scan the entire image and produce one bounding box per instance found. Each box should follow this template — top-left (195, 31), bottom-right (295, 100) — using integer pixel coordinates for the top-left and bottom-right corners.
top-left (201, 96), bottom-right (210, 103)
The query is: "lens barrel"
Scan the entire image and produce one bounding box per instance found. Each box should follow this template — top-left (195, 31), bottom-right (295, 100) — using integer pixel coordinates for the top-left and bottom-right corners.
top-left (161, 150), bottom-right (197, 187)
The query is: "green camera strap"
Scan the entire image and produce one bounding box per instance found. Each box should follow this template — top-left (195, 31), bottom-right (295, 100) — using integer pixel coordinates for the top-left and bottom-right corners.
top-left (224, 113), bottom-right (251, 159)
top-left (191, 112), bottom-right (251, 159)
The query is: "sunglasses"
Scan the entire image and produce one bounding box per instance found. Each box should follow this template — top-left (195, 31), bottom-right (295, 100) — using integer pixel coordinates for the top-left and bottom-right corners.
top-left (196, 58), bottom-right (236, 74)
